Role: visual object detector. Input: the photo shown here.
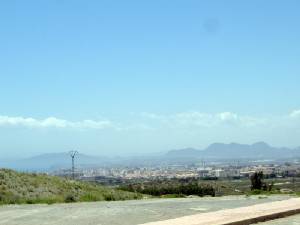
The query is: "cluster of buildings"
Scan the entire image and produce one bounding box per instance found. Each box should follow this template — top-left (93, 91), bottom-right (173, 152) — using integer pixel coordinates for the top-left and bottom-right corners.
top-left (78, 166), bottom-right (199, 179)
top-left (195, 163), bottom-right (300, 179)
top-left (53, 162), bottom-right (300, 180)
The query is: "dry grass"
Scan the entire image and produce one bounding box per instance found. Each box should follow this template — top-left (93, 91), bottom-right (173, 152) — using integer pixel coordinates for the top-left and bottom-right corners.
top-left (0, 169), bottom-right (142, 204)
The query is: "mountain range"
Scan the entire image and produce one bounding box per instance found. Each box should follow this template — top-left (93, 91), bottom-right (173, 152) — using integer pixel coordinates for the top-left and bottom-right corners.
top-left (166, 142), bottom-right (300, 160)
top-left (1, 142), bottom-right (299, 171)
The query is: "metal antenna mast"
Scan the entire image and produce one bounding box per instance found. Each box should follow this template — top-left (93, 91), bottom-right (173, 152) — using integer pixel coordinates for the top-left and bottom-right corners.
top-left (69, 150), bottom-right (78, 179)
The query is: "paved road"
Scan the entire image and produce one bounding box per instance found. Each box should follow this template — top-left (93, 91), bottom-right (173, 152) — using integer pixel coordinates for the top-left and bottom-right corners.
top-left (0, 195), bottom-right (292, 225)
top-left (140, 198), bottom-right (300, 225)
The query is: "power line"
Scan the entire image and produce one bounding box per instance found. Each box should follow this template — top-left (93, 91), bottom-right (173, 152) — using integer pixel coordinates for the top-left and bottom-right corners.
top-left (69, 150), bottom-right (78, 179)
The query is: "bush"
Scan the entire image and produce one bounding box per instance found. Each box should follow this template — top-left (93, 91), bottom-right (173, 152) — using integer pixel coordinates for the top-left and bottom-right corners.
top-left (64, 194), bottom-right (78, 203)
top-left (119, 180), bottom-right (215, 197)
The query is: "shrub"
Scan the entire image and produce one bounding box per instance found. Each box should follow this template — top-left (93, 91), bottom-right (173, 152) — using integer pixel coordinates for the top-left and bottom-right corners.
top-left (64, 194), bottom-right (78, 203)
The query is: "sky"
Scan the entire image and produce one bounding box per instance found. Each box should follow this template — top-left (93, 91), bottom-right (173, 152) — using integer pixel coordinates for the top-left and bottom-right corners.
top-left (0, 0), bottom-right (300, 157)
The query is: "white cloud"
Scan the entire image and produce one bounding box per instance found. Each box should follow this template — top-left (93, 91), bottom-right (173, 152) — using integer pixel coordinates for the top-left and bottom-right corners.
top-left (290, 110), bottom-right (300, 118)
top-left (141, 111), bottom-right (263, 128)
top-left (0, 116), bottom-right (115, 130)
top-left (217, 112), bottom-right (238, 121)
top-left (0, 110), bottom-right (298, 131)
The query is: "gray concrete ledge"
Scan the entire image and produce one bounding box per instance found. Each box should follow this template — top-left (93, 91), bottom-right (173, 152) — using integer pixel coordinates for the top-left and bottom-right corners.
top-left (139, 198), bottom-right (300, 225)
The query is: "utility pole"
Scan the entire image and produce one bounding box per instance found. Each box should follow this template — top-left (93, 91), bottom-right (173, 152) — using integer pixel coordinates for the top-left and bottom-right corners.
top-left (69, 150), bottom-right (78, 179)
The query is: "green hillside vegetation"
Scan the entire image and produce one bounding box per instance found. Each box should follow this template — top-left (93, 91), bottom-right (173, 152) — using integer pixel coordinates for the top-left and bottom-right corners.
top-left (119, 179), bottom-right (216, 197)
top-left (0, 169), bottom-right (143, 205)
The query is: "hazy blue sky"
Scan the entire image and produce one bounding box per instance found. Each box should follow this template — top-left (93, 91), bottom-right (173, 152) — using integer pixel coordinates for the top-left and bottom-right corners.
top-left (1, 0), bottom-right (300, 157)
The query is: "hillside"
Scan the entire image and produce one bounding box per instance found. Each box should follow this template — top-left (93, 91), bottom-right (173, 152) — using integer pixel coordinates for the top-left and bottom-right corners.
top-left (0, 169), bottom-right (142, 204)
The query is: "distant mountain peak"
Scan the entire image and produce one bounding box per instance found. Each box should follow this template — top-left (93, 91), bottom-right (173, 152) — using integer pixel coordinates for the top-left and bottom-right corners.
top-left (206, 142), bottom-right (225, 148)
top-left (165, 142), bottom-right (300, 160)
top-left (252, 141), bottom-right (270, 147)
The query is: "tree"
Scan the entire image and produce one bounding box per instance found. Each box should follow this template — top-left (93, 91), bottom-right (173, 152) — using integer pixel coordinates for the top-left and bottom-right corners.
top-left (250, 171), bottom-right (264, 190)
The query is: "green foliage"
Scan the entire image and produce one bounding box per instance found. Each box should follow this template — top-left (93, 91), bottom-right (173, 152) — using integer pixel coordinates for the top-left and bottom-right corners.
top-left (251, 171), bottom-right (264, 190)
top-left (250, 171), bottom-right (274, 192)
top-left (64, 194), bottom-right (78, 203)
top-left (0, 169), bottom-right (142, 205)
top-left (119, 179), bottom-right (215, 197)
